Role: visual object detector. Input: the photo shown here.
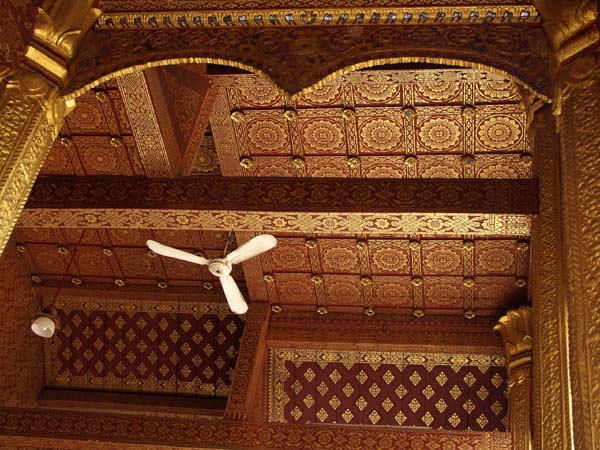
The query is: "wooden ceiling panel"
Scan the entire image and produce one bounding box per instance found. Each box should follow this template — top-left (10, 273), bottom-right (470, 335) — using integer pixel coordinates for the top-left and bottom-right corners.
top-left (268, 347), bottom-right (508, 431)
top-left (243, 233), bottom-right (528, 315)
top-left (210, 68), bottom-right (531, 179)
top-left (45, 296), bottom-right (244, 397)
top-left (14, 228), bottom-right (246, 293)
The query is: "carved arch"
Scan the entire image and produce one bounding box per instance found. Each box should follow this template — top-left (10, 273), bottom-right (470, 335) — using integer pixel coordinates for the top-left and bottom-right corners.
top-left (64, 23), bottom-right (552, 99)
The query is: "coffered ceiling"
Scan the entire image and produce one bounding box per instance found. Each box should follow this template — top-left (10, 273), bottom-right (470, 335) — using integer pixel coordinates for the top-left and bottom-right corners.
top-left (12, 63), bottom-right (531, 435)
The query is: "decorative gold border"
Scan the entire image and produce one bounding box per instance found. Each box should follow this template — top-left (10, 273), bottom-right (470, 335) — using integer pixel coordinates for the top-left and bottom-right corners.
top-left (116, 71), bottom-right (175, 177)
top-left (18, 209), bottom-right (533, 236)
top-left (96, 6), bottom-right (539, 30)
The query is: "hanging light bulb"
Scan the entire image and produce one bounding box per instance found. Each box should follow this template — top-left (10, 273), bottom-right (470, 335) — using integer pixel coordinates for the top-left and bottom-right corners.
top-left (30, 229), bottom-right (86, 338)
top-left (31, 310), bottom-right (58, 338)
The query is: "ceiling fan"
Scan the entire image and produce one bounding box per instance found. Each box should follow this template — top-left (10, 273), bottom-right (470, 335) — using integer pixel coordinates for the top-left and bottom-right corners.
top-left (146, 234), bottom-right (277, 315)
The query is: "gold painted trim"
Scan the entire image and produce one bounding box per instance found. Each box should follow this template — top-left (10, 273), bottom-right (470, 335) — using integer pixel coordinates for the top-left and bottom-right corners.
top-left (116, 72), bottom-right (175, 177)
top-left (64, 58), bottom-right (272, 101)
top-left (293, 56), bottom-right (551, 102)
top-left (18, 209), bottom-right (533, 236)
top-left (97, 6), bottom-right (539, 30)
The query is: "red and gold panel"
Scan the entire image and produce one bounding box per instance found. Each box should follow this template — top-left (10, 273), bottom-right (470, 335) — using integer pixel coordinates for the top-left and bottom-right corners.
top-left (269, 348), bottom-right (507, 431)
top-left (41, 82), bottom-right (144, 177)
top-left (246, 234), bottom-right (528, 315)
top-left (45, 296), bottom-right (244, 397)
top-left (211, 69), bottom-right (530, 179)
top-left (13, 228), bottom-right (245, 291)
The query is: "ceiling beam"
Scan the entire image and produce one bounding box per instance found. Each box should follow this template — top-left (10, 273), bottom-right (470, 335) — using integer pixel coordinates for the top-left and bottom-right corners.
top-left (224, 303), bottom-right (269, 421)
top-left (38, 389), bottom-right (226, 417)
top-left (19, 176), bottom-right (536, 236)
top-left (0, 407), bottom-right (511, 450)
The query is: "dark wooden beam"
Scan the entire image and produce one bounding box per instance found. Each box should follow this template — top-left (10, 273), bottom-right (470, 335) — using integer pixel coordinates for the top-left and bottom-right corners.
top-left (0, 407), bottom-right (511, 450)
top-left (225, 303), bottom-right (269, 421)
top-left (38, 389), bottom-right (226, 417)
top-left (25, 176), bottom-right (537, 214)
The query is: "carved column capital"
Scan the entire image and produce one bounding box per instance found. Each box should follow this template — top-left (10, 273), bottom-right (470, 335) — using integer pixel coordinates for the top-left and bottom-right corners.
top-left (495, 305), bottom-right (533, 450)
top-left (22, 0), bottom-right (100, 84)
top-left (495, 306), bottom-right (533, 384)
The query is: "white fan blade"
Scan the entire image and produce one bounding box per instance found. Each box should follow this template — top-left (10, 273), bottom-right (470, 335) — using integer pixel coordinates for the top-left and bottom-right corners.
top-left (220, 274), bottom-right (248, 314)
top-left (146, 240), bottom-right (209, 265)
top-left (226, 234), bottom-right (277, 265)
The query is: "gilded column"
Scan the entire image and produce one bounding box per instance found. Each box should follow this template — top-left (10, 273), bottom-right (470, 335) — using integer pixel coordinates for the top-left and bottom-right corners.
top-left (528, 103), bottom-right (573, 449)
top-left (494, 306), bottom-right (533, 450)
top-left (0, 0), bottom-right (99, 254)
top-left (555, 47), bottom-right (600, 450)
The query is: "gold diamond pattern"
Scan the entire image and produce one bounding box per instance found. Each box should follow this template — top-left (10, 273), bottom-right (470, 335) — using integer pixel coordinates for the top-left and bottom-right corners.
top-left (136, 316), bottom-right (147, 329)
top-left (292, 380), bottom-right (303, 394)
top-left (369, 410), bottom-right (381, 424)
top-left (463, 399), bottom-right (475, 414)
top-left (476, 413), bottom-right (489, 428)
top-left (369, 383), bottom-right (381, 397)
top-left (422, 385), bottom-right (434, 399)
top-left (383, 369), bottom-right (395, 384)
top-left (291, 406), bottom-right (302, 420)
top-left (342, 409), bottom-right (354, 423)
top-left (356, 396), bottom-right (367, 411)
top-left (491, 372), bottom-right (503, 388)
top-left (409, 371), bottom-right (422, 386)
top-left (422, 411), bottom-right (434, 426)
top-left (477, 385), bottom-right (489, 400)
top-left (356, 370), bottom-right (368, 384)
top-left (304, 368), bottom-right (316, 382)
top-left (329, 395), bottom-right (341, 409)
top-left (449, 413), bottom-right (461, 428)
top-left (342, 382), bottom-right (355, 397)
top-left (72, 314), bottom-right (82, 327)
top-left (317, 381), bottom-right (329, 396)
top-left (303, 394), bottom-right (315, 408)
top-left (226, 321), bottom-right (237, 334)
top-left (329, 369), bottom-right (341, 383)
top-left (450, 385), bottom-right (462, 399)
top-left (463, 372), bottom-right (476, 387)
top-left (408, 398), bottom-right (421, 413)
top-left (435, 398), bottom-right (448, 413)
top-left (203, 320), bottom-right (214, 333)
top-left (316, 408), bottom-right (328, 422)
top-left (395, 410), bottom-right (407, 425)
top-left (382, 397), bottom-right (394, 412)
top-left (395, 384), bottom-right (407, 398)
top-left (491, 400), bottom-right (503, 415)
top-left (436, 371), bottom-right (448, 386)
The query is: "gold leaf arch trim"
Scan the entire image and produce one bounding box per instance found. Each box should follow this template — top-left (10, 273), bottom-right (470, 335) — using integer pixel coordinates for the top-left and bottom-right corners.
top-left (64, 55), bottom-right (550, 102)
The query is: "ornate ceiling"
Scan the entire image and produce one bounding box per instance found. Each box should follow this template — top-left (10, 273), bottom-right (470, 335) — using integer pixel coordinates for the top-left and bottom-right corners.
top-left (9, 63), bottom-right (531, 443)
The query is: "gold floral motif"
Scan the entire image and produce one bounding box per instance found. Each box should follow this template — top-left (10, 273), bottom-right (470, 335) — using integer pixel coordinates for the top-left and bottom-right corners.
top-left (418, 117), bottom-right (461, 151)
top-left (359, 117), bottom-right (402, 152)
top-left (477, 115), bottom-right (523, 150)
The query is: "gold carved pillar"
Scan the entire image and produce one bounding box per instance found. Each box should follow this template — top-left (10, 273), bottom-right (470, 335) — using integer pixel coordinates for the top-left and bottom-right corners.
top-left (528, 103), bottom-right (573, 449)
top-left (0, 0), bottom-right (99, 254)
top-left (554, 47), bottom-right (600, 450)
top-left (494, 306), bottom-right (533, 450)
